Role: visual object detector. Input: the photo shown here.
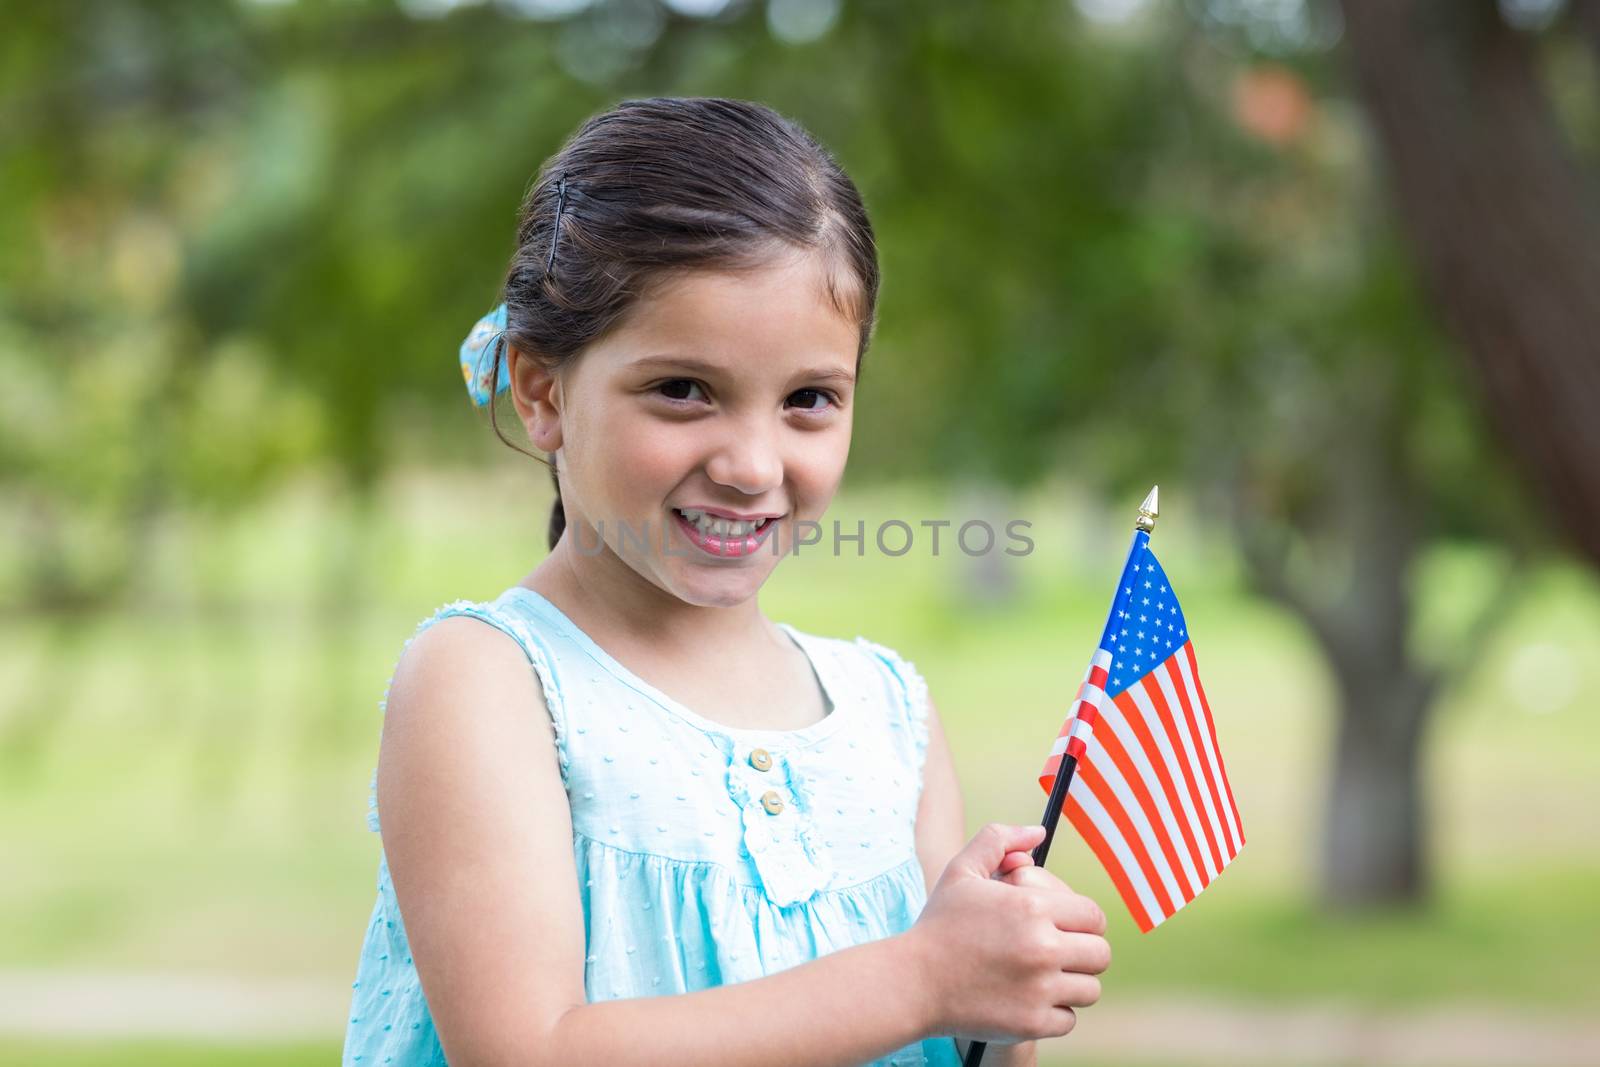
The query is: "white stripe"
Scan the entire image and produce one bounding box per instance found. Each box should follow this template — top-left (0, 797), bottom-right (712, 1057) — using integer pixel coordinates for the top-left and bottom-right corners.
top-left (1096, 696), bottom-right (1203, 897)
top-left (1083, 732), bottom-right (1185, 909)
top-left (1069, 682), bottom-right (1111, 746)
top-left (1078, 682), bottom-right (1107, 709)
top-left (1091, 647), bottom-right (1113, 672)
top-left (1070, 777), bottom-right (1165, 925)
top-left (1126, 681), bottom-right (1219, 883)
top-left (1154, 662), bottom-right (1229, 864)
top-left (1174, 647), bottom-right (1242, 854)
top-left (1049, 660), bottom-right (1102, 767)
top-left (1069, 716), bottom-right (1095, 744)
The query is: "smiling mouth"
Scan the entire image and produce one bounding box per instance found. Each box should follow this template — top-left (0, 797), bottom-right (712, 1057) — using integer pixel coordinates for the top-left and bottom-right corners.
top-left (670, 508), bottom-right (779, 558)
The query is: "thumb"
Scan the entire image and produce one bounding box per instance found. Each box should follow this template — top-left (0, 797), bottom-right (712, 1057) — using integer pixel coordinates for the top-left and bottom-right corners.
top-left (943, 823), bottom-right (1046, 883)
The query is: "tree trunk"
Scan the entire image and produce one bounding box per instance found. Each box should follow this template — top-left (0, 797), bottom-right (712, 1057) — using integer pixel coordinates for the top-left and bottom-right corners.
top-left (1321, 662), bottom-right (1434, 907)
top-left (1337, 0), bottom-right (1600, 567)
top-left (954, 480), bottom-right (1020, 608)
top-left (1226, 364), bottom-right (1447, 908)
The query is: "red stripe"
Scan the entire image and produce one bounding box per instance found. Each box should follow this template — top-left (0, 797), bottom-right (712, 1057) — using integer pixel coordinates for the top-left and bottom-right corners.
top-left (1092, 716), bottom-right (1195, 902)
top-left (1142, 675), bottom-right (1224, 874)
top-left (1038, 685), bottom-right (1105, 794)
top-left (1078, 759), bottom-right (1176, 917)
top-left (1065, 795), bottom-right (1154, 933)
top-left (1038, 751), bottom-right (1063, 794)
top-left (1161, 658), bottom-right (1235, 857)
top-left (1113, 690), bottom-right (1208, 885)
top-left (1183, 642), bottom-right (1243, 847)
top-left (1089, 664), bottom-right (1109, 690)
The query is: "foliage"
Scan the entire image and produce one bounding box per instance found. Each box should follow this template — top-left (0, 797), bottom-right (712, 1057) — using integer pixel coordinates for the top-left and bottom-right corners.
top-left (0, 0), bottom-right (1550, 608)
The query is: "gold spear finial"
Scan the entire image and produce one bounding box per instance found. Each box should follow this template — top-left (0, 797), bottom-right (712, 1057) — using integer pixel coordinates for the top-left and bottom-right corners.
top-left (1135, 485), bottom-right (1159, 533)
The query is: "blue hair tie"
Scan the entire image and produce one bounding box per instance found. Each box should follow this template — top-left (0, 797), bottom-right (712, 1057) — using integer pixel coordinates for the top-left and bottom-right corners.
top-left (459, 302), bottom-right (510, 407)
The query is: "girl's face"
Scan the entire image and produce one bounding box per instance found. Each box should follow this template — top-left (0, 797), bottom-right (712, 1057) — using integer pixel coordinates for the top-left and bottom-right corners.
top-left (530, 250), bottom-right (859, 609)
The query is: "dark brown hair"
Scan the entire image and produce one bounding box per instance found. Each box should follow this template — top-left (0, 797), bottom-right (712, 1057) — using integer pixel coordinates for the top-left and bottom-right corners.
top-left (484, 96), bottom-right (880, 551)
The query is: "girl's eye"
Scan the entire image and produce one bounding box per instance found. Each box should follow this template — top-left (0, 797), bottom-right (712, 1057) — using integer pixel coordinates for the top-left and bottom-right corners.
top-left (657, 379), bottom-right (707, 403)
top-left (653, 380), bottom-right (838, 413)
top-left (787, 388), bottom-right (838, 414)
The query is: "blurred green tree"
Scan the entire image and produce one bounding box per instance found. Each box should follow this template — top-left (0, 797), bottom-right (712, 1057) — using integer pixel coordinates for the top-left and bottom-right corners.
top-left (1, 0), bottom-right (1585, 911)
top-left (1340, 0), bottom-right (1600, 570)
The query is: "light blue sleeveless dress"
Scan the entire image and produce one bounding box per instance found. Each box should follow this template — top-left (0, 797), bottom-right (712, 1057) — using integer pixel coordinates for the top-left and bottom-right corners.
top-left (343, 585), bottom-right (964, 1066)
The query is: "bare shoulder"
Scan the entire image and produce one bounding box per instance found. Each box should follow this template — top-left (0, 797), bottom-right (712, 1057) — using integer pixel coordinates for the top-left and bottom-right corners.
top-left (382, 612), bottom-right (558, 752)
top-left (377, 612), bottom-right (583, 1062)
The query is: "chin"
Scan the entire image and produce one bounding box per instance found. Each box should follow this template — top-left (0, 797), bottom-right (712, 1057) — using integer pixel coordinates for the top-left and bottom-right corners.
top-left (663, 566), bottom-right (772, 609)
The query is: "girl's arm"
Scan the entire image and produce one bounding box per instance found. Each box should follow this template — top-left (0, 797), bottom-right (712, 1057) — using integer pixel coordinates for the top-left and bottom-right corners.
top-left (379, 617), bottom-right (942, 1067)
top-left (915, 697), bottom-right (1038, 1067)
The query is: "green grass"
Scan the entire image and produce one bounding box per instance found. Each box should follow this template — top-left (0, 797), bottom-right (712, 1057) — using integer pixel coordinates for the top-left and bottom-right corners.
top-left (0, 1041), bottom-right (337, 1066)
top-left (1, 468), bottom-right (1596, 1021)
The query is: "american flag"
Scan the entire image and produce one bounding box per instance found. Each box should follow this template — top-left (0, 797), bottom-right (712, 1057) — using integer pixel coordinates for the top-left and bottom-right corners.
top-left (1039, 530), bottom-right (1243, 932)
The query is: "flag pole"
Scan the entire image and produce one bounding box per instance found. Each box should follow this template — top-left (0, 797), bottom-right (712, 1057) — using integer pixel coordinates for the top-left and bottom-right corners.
top-left (961, 486), bottom-right (1159, 1067)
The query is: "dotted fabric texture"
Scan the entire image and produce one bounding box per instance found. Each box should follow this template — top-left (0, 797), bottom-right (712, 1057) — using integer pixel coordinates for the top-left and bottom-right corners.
top-left (343, 586), bottom-right (960, 1066)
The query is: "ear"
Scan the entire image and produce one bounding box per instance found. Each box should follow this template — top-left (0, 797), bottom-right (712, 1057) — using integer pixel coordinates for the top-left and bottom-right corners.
top-left (507, 344), bottom-right (563, 453)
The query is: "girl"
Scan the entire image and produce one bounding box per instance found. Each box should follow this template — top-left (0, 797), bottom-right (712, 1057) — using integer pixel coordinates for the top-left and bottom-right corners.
top-left (344, 97), bottom-right (1109, 1067)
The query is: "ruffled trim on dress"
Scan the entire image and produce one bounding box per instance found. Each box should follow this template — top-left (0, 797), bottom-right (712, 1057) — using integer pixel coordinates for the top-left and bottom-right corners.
top-left (366, 597), bottom-right (570, 834)
top-left (852, 637), bottom-right (933, 796)
top-left (714, 736), bottom-right (837, 906)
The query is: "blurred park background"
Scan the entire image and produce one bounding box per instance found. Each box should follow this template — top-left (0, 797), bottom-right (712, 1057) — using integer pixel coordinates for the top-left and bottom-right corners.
top-left (3, 0), bottom-right (1599, 1063)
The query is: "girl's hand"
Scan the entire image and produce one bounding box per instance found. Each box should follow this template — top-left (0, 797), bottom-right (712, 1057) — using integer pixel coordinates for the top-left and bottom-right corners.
top-left (903, 823), bottom-right (1111, 1045)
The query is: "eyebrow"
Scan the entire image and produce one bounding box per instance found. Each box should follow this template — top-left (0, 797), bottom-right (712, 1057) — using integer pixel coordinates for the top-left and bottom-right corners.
top-left (630, 355), bottom-right (856, 387)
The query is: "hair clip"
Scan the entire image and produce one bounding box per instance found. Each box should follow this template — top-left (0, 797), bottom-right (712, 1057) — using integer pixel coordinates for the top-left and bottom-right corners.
top-left (548, 175), bottom-right (568, 274)
top-left (459, 302), bottom-right (510, 407)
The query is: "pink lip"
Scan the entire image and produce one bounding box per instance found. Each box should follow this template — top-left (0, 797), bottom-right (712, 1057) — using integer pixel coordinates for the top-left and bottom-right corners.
top-left (676, 505), bottom-right (783, 522)
top-left (671, 509), bottom-right (778, 559)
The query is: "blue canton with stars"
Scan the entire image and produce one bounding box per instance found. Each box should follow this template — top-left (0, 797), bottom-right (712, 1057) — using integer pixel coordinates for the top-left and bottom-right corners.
top-left (1095, 530), bottom-right (1189, 697)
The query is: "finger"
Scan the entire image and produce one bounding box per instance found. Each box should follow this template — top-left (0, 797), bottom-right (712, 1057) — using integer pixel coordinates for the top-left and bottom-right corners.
top-left (1049, 970), bottom-right (1103, 1009)
top-left (945, 823), bottom-right (1047, 881)
top-left (998, 863), bottom-right (1037, 887)
top-left (1045, 1005), bottom-right (1078, 1039)
top-left (998, 863), bottom-right (1070, 892)
top-left (1045, 891), bottom-right (1107, 936)
top-left (1058, 931), bottom-right (1112, 975)
top-left (996, 850), bottom-right (1035, 876)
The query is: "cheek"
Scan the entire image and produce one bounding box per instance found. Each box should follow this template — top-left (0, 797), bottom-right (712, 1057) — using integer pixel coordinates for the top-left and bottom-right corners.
top-left (790, 422), bottom-right (852, 507)
top-left (607, 419), bottom-right (700, 501)
top-left (564, 402), bottom-right (680, 512)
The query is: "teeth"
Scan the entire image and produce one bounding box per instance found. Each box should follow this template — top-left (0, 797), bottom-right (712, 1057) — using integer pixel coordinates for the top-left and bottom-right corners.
top-left (677, 509), bottom-right (765, 538)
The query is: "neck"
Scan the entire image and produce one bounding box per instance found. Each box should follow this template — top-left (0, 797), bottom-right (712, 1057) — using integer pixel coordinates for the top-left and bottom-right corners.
top-left (523, 521), bottom-right (779, 658)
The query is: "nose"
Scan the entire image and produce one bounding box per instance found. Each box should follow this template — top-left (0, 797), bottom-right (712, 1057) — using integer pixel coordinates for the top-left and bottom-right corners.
top-left (704, 418), bottom-right (784, 497)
